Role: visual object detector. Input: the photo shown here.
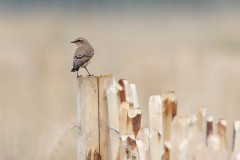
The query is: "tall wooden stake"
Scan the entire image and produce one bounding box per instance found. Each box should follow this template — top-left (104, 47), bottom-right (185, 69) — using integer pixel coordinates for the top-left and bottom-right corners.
top-left (107, 79), bottom-right (121, 160)
top-left (148, 95), bottom-right (164, 160)
top-left (217, 119), bottom-right (227, 150)
top-left (162, 92), bottom-right (177, 160)
top-left (77, 75), bottom-right (112, 160)
top-left (98, 75), bottom-right (113, 160)
top-left (198, 107), bottom-right (207, 134)
top-left (233, 121), bottom-right (240, 153)
top-left (206, 116), bottom-right (214, 145)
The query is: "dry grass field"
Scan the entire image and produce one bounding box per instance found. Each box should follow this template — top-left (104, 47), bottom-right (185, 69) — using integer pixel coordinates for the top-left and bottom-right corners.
top-left (0, 7), bottom-right (240, 159)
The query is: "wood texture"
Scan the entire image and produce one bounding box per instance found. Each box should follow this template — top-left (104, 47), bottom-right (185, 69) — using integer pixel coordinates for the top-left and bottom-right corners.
top-left (127, 108), bottom-right (142, 138)
top-left (76, 76), bottom-right (237, 160)
top-left (233, 121), bottom-right (240, 153)
top-left (77, 75), bottom-right (112, 160)
top-left (198, 107), bottom-right (208, 133)
top-left (217, 119), bottom-right (227, 150)
top-left (187, 115), bottom-right (206, 160)
top-left (136, 127), bottom-right (150, 160)
top-left (98, 75), bottom-right (113, 160)
top-left (161, 92), bottom-right (177, 160)
top-left (119, 102), bottom-right (129, 136)
top-left (170, 117), bottom-right (188, 160)
top-left (77, 76), bottom-right (100, 160)
top-left (118, 79), bottom-right (128, 104)
top-left (107, 81), bottom-right (121, 160)
top-left (148, 95), bottom-right (164, 160)
top-left (162, 92), bottom-right (177, 142)
top-left (129, 84), bottom-right (140, 108)
top-left (206, 116), bottom-right (214, 145)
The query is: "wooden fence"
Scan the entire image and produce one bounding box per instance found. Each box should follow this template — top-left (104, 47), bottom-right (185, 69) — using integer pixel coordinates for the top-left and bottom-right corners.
top-left (76, 75), bottom-right (240, 160)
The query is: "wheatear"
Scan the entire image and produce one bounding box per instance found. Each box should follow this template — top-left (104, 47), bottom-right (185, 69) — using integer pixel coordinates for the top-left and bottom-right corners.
top-left (70, 37), bottom-right (94, 77)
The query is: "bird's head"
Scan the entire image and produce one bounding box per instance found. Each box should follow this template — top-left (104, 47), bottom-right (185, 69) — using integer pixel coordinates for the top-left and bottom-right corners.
top-left (71, 37), bottom-right (88, 47)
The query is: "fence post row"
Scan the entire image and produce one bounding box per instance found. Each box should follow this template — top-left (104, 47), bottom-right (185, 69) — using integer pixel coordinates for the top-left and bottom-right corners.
top-left (77, 76), bottom-right (240, 160)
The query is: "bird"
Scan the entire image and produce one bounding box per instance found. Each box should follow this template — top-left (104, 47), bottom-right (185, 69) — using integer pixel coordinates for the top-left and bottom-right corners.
top-left (70, 37), bottom-right (94, 77)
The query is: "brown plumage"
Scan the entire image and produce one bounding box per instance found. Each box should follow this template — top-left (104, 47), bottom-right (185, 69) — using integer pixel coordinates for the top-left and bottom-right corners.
top-left (71, 37), bottom-right (94, 77)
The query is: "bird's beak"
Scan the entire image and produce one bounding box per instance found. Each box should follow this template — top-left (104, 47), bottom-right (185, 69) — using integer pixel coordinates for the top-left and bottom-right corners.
top-left (70, 40), bottom-right (77, 43)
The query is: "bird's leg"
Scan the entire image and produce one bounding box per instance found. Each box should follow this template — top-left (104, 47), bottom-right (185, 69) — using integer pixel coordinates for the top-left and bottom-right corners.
top-left (84, 67), bottom-right (93, 76)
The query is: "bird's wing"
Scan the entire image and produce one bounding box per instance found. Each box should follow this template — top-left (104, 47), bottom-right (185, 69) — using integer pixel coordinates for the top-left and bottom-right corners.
top-left (74, 54), bottom-right (89, 60)
top-left (75, 54), bottom-right (92, 59)
top-left (72, 50), bottom-right (92, 70)
top-left (74, 46), bottom-right (93, 57)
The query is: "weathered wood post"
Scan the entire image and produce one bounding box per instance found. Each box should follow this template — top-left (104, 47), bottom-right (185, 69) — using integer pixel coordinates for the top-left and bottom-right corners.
top-left (162, 92), bottom-right (177, 160)
top-left (77, 75), bottom-right (112, 160)
top-left (233, 121), bottom-right (240, 153)
top-left (148, 95), bottom-right (164, 160)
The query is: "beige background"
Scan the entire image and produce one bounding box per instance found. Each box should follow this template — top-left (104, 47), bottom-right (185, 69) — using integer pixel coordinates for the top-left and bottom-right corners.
top-left (0, 5), bottom-right (240, 159)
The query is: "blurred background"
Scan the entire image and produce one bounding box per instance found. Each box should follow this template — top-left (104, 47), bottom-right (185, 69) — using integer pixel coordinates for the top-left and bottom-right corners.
top-left (1, 0), bottom-right (240, 159)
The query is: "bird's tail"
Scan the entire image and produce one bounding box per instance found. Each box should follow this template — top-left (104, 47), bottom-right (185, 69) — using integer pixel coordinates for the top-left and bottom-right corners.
top-left (71, 68), bottom-right (78, 72)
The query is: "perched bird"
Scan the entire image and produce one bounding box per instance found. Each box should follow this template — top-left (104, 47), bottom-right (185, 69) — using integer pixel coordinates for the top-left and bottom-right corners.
top-left (71, 37), bottom-right (94, 77)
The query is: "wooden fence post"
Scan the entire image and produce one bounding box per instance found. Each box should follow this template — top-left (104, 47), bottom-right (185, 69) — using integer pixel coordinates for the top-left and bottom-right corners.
top-left (76, 76), bottom-right (239, 160)
top-left (77, 75), bottom-right (112, 160)
top-left (107, 79), bottom-right (121, 160)
top-left (206, 116), bottom-right (214, 145)
top-left (148, 95), bottom-right (164, 160)
top-left (98, 75), bottom-right (113, 160)
top-left (170, 117), bottom-right (188, 160)
top-left (162, 92), bottom-right (177, 160)
top-left (233, 121), bottom-right (240, 153)
top-left (217, 119), bottom-right (227, 150)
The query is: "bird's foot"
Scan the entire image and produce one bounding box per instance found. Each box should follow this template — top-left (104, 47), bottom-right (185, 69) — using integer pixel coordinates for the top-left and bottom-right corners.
top-left (77, 72), bottom-right (82, 78)
top-left (88, 74), bottom-right (94, 77)
top-left (77, 75), bottom-right (82, 78)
